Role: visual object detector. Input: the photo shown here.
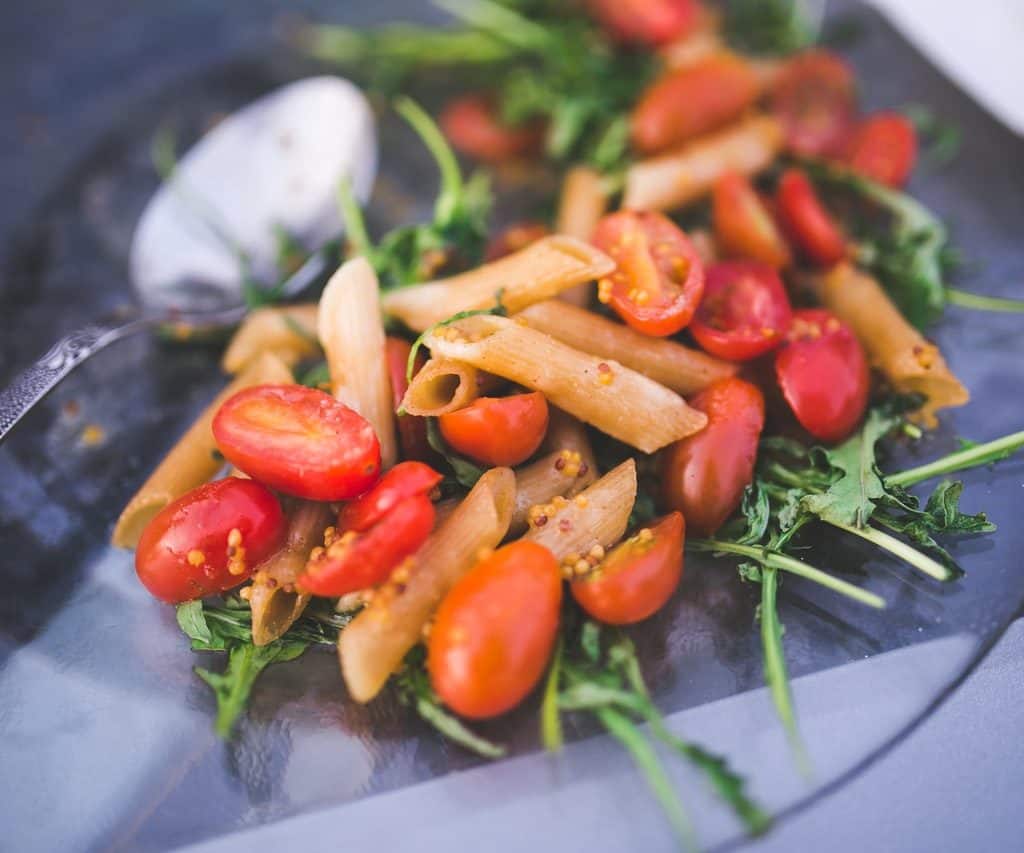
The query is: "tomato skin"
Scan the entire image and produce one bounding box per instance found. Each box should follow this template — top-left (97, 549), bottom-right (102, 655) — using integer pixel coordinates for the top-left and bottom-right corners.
top-left (440, 94), bottom-right (542, 162)
top-left (631, 55), bottom-right (761, 154)
top-left (771, 50), bottom-right (858, 157)
top-left (386, 337), bottom-right (433, 463)
top-left (337, 461), bottom-right (442, 533)
top-left (572, 513), bottom-right (685, 625)
top-left (775, 169), bottom-right (847, 267)
top-left (775, 308), bottom-right (869, 443)
top-left (690, 261), bottom-right (793, 361)
top-left (485, 221), bottom-right (550, 261)
top-left (592, 210), bottom-right (705, 337)
top-left (712, 173), bottom-right (791, 269)
top-left (136, 478), bottom-right (286, 604)
top-left (298, 494), bottom-right (435, 597)
top-left (213, 384), bottom-right (381, 502)
top-left (428, 541), bottom-right (562, 719)
top-left (587, 0), bottom-right (699, 46)
top-left (661, 378), bottom-right (765, 536)
top-left (439, 392), bottom-right (549, 467)
top-left (845, 112), bottom-right (918, 188)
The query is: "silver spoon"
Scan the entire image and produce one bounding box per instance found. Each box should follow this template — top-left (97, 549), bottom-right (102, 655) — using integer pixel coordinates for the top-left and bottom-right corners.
top-left (0, 74), bottom-right (378, 444)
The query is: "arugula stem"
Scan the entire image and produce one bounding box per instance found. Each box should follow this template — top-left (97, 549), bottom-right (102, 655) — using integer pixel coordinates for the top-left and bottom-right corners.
top-left (540, 636), bottom-right (564, 752)
top-left (394, 96), bottom-right (464, 227)
top-left (336, 178), bottom-right (374, 259)
top-left (829, 521), bottom-right (954, 581)
top-left (432, 0), bottom-right (551, 51)
top-left (886, 431), bottom-right (1024, 487)
top-left (945, 288), bottom-right (1024, 314)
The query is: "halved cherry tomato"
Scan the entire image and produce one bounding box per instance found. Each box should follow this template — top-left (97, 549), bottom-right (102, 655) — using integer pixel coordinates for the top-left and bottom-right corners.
top-left (439, 392), bottom-right (549, 467)
top-left (572, 513), bottom-right (684, 625)
top-left (386, 336), bottom-right (432, 463)
top-left (298, 494), bottom-right (434, 597)
top-left (845, 112), bottom-right (918, 188)
top-left (591, 210), bottom-right (705, 337)
top-left (775, 169), bottom-right (847, 267)
top-left (661, 377), bottom-right (765, 536)
top-left (631, 55), bottom-right (761, 154)
top-left (440, 94), bottom-right (543, 163)
top-left (771, 50), bottom-right (858, 157)
top-left (338, 461), bottom-right (442, 533)
top-left (428, 541), bottom-right (561, 719)
top-left (712, 173), bottom-right (791, 269)
top-left (213, 384), bottom-right (381, 501)
top-left (485, 221), bottom-right (550, 261)
top-left (136, 478), bottom-right (286, 603)
top-left (587, 0), bottom-right (699, 46)
top-left (775, 308), bottom-right (869, 443)
top-left (690, 261), bottom-right (793, 361)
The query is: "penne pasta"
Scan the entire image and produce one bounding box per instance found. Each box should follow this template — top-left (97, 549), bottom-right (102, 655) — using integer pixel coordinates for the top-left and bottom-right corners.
top-left (338, 467), bottom-right (516, 702)
top-left (381, 235), bottom-right (615, 332)
top-left (400, 358), bottom-right (485, 417)
top-left (623, 114), bottom-right (784, 212)
top-left (815, 263), bottom-right (969, 427)
top-left (555, 167), bottom-right (609, 306)
top-left (510, 449), bottom-right (593, 536)
top-left (318, 257), bottom-right (398, 468)
top-left (518, 301), bottom-right (736, 395)
top-left (542, 407), bottom-right (598, 491)
top-left (111, 351), bottom-right (294, 548)
top-left (221, 304), bottom-right (319, 374)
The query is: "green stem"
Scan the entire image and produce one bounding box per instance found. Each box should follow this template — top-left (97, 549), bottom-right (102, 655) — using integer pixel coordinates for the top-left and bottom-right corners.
top-left (946, 288), bottom-right (1024, 314)
top-left (829, 521), bottom-right (953, 581)
top-left (886, 431), bottom-right (1024, 487)
top-left (432, 0), bottom-right (551, 50)
top-left (540, 636), bottom-right (564, 752)
top-left (336, 178), bottom-right (374, 259)
top-left (394, 96), bottom-right (464, 227)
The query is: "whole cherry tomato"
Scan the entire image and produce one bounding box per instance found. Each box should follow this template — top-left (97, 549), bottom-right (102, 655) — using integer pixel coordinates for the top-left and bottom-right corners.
top-left (690, 261), bottom-right (793, 361)
top-left (771, 50), bottom-right (858, 157)
top-left (572, 512), bottom-right (685, 625)
top-left (338, 461), bottom-right (442, 533)
top-left (775, 169), bottom-right (847, 268)
top-left (213, 384), bottom-right (381, 502)
top-left (440, 94), bottom-right (543, 162)
top-left (661, 377), bottom-right (765, 536)
top-left (428, 541), bottom-right (562, 719)
top-left (586, 0), bottom-right (699, 46)
top-left (592, 210), bottom-right (705, 337)
top-left (136, 478), bottom-right (286, 603)
top-left (439, 392), bottom-right (549, 467)
top-left (386, 336), bottom-right (433, 463)
top-left (845, 112), bottom-right (918, 188)
top-left (775, 308), bottom-right (869, 443)
top-left (485, 221), bottom-right (550, 261)
top-left (712, 172), bottom-right (791, 269)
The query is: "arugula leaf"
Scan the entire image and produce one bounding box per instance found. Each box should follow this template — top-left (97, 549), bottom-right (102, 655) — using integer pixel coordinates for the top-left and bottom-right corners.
top-left (425, 418), bottom-right (486, 490)
top-left (723, 0), bottom-right (821, 56)
top-left (298, 361), bottom-right (331, 389)
top-left (406, 296), bottom-right (507, 382)
top-left (901, 103), bottom-right (962, 168)
top-left (177, 599), bottom-right (213, 646)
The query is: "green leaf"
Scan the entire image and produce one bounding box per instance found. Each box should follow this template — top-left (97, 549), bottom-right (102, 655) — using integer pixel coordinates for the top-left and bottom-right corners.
top-left (176, 600), bottom-right (212, 646)
top-left (298, 361), bottom-right (331, 389)
top-left (901, 103), bottom-right (962, 168)
top-left (723, 0), bottom-right (819, 56)
top-left (425, 418), bottom-right (486, 490)
top-left (406, 297), bottom-right (508, 383)
top-left (540, 636), bottom-right (564, 752)
top-left (580, 620), bottom-right (602, 663)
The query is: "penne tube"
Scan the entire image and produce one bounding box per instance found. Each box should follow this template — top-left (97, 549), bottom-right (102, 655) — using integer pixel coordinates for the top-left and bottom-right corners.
top-left (522, 459), bottom-right (636, 562)
top-left (221, 304), bottom-right (319, 374)
top-left (338, 467), bottom-right (516, 702)
top-left (509, 449), bottom-right (593, 536)
top-left (318, 257), bottom-right (398, 468)
top-left (111, 351), bottom-right (294, 548)
top-left (623, 114), bottom-right (784, 212)
top-left (400, 358), bottom-right (484, 417)
top-left (542, 407), bottom-right (598, 492)
top-left (555, 167), bottom-right (609, 306)
top-left (381, 235), bottom-right (615, 332)
top-left (424, 315), bottom-right (706, 453)
top-left (815, 263), bottom-right (969, 427)
top-left (518, 301), bottom-right (736, 395)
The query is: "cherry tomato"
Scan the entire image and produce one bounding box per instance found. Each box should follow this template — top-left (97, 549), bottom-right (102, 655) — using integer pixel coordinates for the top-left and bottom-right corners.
top-left (586, 0), bottom-right (699, 46)
top-left (298, 494), bottom-right (435, 597)
top-left (485, 221), bottom-right (550, 261)
top-left (771, 50), bottom-right (858, 157)
top-left (775, 169), bottom-right (847, 267)
top-left (440, 94), bottom-right (542, 163)
top-left (775, 308), bottom-right (869, 443)
top-left (690, 261), bottom-right (793, 362)
top-left (661, 377), bottom-right (765, 536)
top-left (712, 172), bottom-right (791, 269)
top-left (631, 55), bottom-right (761, 154)
top-left (592, 210), bottom-right (705, 337)
top-left (845, 112), bottom-right (918, 188)
top-left (386, 336), bottom-right (432, 463)
top-left (213, 384), bottom-right (381, 502)
top-left (338, 461), bottom-right (442, 533)
top-left (572, 513), bottom-right (684, 625)
top-left (428, 541), bottom-right (561, 719)
top-left (136, 478), bottom-right (286, 604)
top-left (439, 392), bottom-right (549, 467)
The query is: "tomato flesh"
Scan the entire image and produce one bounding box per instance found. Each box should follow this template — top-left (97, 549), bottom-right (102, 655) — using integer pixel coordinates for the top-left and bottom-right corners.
top-left (485, 221), bottom-right (550, 261)
top-left (775, 169), bottom-right (847, 268)
top-left (845, 112), bottom-right (918, 188)
top-left (338, 461), bottom-right (442, 534)
top-left (439, 392), bottom-right (549, 467)
top-left (428, 541), bottom-right (562, 719)
top-left (587, 0), bottom-right (699, 46)
top-left (712, 172), bottom-right (791, 269)
top-left (771, 50), bottom-right (858, 157)
top-left (440, 94), bottom-right (542, 163)
top-left (572, 513), bottom-right (684, 625)
top-left (136, 478), bottom-right (286, 603)
top-left (690, 261), bottom-right (793, 362)
top-left (592, 210), bottom-right (705, 337)
top-left (213, 384), bottom-right (381, 502)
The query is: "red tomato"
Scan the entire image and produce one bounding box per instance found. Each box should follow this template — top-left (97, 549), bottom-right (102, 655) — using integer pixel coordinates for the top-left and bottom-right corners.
top-left (661, 377), bottom-right (765, 536)
top-left (771, 50), bottom-right (858, 157)
top-left (571, 513), bottom-right (685, 625)
top-left (586, 0), bottom-right (699, 46)
top-left (213, 384), bottom-right (381, 502)
top-left (712, 173), bottom-right (791, 269)
top-left (592, 210), bottom-right (705, 337)
top-left (386, 336), bottom-right (432, 463)
top-left (690, 261), bottom-right (793, 361)
top-left (775, 308), bottom-right (869, 443)
top-left (338, 461), bottom-right (442, 533)
top-left (440, 94), bottom-right (542, 163)
top-left (485, 221), bottom-right (550, 261)
top-left (775, 169), bottom-right (847, 267)
top-left (428, 541), bottom-right (561, 718)
top-left (135, 478), bottom-right (286, 603)
top-left (439, 392), bottom-right (549, 467)
top-left (631, 55), bottom-right (762, 154)
top-left (298, 494), bottom-right (434, 597)
top-left (845, 112), bottom-right (918, 188)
